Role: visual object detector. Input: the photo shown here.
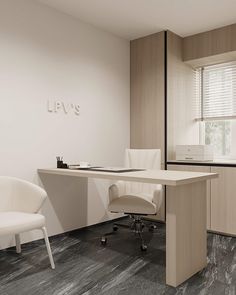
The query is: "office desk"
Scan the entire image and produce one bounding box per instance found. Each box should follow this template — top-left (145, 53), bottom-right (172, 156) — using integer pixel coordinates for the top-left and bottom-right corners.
top-left (38, 168), bottom-right (218, 287)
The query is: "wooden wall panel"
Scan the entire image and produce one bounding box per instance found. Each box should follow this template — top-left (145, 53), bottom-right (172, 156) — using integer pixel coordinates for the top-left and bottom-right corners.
top-left (130, 31), bottom-right (165, 164)
top-left (167, 31), bottom-right (198, 161)
top-left (183, 23), bottom-right (236, 66)
top-left (130, 31), bottom-right (165, 222)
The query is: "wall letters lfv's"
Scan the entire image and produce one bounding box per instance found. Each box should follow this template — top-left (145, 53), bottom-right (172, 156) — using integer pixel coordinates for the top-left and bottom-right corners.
top-left (47, 100), bottom-right (80, 116)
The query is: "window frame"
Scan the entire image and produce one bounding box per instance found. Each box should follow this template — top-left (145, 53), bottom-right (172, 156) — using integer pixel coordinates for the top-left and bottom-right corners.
top-left (197, 62), bottom-right (236, 159)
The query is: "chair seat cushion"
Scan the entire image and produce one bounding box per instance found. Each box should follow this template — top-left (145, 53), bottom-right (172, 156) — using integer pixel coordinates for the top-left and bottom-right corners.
top-left (0, 212), bottom-right (45, 236)
top-left (108, 193), bottom-right (157, 215)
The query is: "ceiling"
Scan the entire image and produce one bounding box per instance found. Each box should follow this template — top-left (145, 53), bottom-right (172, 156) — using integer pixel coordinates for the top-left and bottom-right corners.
top-left (37, 0), bottom-right (236, 40)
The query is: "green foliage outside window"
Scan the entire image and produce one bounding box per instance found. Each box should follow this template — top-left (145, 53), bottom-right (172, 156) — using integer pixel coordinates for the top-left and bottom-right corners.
top-left (205, 121), bottom-right (231, 157)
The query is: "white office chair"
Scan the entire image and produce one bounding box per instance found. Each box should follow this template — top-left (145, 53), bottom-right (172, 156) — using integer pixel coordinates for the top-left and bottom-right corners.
top-left (0, 177), bottom-right (55, 269)
top-left (101, 149), bottom-right (163, 251)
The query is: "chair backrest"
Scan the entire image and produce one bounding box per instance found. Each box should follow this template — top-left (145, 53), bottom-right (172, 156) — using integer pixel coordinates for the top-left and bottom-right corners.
top-left (0, 177), bottom-right (47, 213)
top-left (125, 149), bottom-right (161, 170)
top-left (124, 149), bottom-right (161, 194)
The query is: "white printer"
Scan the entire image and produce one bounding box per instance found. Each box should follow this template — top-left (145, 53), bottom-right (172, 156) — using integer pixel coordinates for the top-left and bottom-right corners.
top-left (176, 145), bottom-right (214, 162)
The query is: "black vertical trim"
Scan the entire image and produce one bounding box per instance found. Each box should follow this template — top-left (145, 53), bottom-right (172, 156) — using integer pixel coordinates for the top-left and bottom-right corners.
top-left (201, 67), bottom-right (204, 120)
top-left (164, 31), bottom-right (168, 222)
top-left (164, 31), bottom-right (168, 170)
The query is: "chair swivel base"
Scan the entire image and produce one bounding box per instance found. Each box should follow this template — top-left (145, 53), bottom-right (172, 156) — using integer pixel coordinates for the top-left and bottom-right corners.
top-left (100, 215), bottom-right (158, 251)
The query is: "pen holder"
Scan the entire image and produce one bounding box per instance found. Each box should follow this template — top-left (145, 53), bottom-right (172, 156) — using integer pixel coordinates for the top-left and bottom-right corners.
top-left (57, 162), bottom-right (68, 169)
top-left (57, 160), bottom-right (64, 168)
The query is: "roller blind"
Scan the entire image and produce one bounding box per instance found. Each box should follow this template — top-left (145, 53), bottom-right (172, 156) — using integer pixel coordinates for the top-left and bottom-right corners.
top-left (196, 61), bottom-right (236, 121)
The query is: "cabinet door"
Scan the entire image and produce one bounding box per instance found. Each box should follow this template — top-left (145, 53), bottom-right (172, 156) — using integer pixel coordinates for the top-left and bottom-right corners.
top-left (167, 165), bottom-right (211, 230)
top-left (211, 167), bottom-right (236, 235)
top-left (130, 32), bottom-right (165, 222)
top-left (130, 31), bottom-right (165, 164)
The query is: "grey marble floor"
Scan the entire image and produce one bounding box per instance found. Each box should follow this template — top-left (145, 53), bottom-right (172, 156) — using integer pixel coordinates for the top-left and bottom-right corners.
top-left (0, 218), bottom-right (235, 295)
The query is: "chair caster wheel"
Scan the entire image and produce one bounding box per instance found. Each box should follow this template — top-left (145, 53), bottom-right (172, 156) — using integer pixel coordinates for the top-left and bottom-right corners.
top-left (113, 225), bottom-right (118, 231)
top-left (140, 244), bottom-right (147, 251)
top-left (149, 225), bottom-right (157, 232)
top-left (101, 237), bottom-right (107, 245)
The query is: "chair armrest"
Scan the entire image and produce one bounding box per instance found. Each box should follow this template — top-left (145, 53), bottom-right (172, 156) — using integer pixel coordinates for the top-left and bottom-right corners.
top-left (109, 181), bottom-right (126, 203)
top-left (152, 185), bottom-right (164, 212)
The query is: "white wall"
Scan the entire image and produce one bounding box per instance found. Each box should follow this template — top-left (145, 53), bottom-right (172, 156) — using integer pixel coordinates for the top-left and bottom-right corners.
top-left (0, 0), bottom-right (130, 249)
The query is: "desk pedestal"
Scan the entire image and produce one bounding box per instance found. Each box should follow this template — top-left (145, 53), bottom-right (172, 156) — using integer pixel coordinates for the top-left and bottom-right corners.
top-left (166, 181), bottom-right (207, 287)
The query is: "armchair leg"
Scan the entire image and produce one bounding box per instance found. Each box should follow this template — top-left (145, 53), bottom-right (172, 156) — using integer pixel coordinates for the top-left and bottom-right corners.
top-left (15, 234), bottom-right (21, 254)
top-left (41, 227), bottom-right (55, 269)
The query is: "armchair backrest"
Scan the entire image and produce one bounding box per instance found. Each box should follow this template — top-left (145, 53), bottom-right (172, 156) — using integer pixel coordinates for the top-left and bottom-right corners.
top-left (124, 149), bottom-right (162, 194)
top-left (0, 177), bottom-right (47, 213)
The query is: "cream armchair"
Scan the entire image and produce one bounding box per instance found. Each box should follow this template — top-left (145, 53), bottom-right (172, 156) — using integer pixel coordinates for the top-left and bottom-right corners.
top-left (101, 149), bottom-right (163, 251)
top-left (0, 177), bottom-right (55, 269)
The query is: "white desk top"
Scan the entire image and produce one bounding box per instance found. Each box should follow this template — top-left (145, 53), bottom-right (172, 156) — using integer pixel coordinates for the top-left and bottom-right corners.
top-left (38, 168), bottom-right (218, 186)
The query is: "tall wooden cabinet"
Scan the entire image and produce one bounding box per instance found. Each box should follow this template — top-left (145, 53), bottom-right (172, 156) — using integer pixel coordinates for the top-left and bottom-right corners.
top-left (130, 28), bottom-right (236, 235)
top-left (130, 30), bottom-right (236, 235)
top-left (167, 32), bottom-right (198, 161)
top-left (130, 31), bottom-right (196, 222)
top-left (130, 32), bottom-right (165, 221)
top-left (130, 31), bottom-right (165, 164)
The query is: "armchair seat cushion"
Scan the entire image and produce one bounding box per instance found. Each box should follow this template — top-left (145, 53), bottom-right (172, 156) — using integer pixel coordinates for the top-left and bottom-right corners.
top-left (108, 193), bottom-right (156, 215)
top-left (0, 212), bottom-right (45, 236)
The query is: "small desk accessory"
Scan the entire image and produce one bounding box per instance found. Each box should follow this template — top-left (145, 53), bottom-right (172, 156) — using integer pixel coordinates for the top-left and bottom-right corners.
top-left (56, 157), bottom-right (68, 169)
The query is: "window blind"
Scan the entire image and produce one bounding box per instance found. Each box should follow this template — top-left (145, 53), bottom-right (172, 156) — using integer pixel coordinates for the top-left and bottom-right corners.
top-left (196, 61), bottom-right (236, 121)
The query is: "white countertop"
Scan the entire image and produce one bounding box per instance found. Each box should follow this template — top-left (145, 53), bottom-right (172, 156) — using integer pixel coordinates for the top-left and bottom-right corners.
top-left (38, 168), bottom-right (218, 186)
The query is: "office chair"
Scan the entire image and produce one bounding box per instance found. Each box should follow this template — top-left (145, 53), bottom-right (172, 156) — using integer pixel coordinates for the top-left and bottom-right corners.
top-left (0, 177), bottom-right (55, 269)
top-left (101, 149), bottom-right (163, 251)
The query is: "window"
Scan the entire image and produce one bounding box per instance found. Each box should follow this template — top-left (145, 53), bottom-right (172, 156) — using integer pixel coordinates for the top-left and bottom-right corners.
top-left (196, 61), bottom-right (236, 159)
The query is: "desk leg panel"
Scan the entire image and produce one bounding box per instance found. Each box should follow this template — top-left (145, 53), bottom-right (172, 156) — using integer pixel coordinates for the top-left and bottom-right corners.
top-left (166, 181), bottom-right (207, 287)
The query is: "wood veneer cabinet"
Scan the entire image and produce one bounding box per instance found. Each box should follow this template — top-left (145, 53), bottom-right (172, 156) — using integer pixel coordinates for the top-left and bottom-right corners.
top-left (167, 165), bottom-right (211, 230)
top-left (130, 30), bottom-right (201, 223)
top-left (168, 164), bottom-right (236, 236)
top-left (211, 167), bottom-right (236, 236)
top-left (130, 31), bottom-right (165, 222)
top-left (167, 31), bottom-right (197, 160)
top-left (183, 23), bottom-right (236, 67)
top-left (130, 31), bottom-right (165, 163)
